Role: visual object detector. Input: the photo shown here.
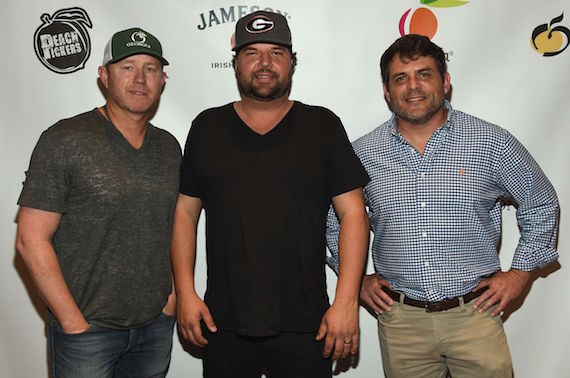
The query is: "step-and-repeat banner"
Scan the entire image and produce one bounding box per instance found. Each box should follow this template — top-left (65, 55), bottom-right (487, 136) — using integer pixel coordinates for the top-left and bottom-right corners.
top-left (1, 1), bottom-right (568, 377)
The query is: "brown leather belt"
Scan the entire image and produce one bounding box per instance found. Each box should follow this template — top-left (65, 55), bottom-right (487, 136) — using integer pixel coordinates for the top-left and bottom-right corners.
top-left (383, 287), bottom-right (486, 313)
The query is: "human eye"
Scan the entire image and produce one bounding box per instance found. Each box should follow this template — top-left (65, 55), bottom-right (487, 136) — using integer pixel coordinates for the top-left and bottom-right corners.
top-left (394, 74), bottom-right (406, 84)
top-left (145, 66), bottom-right (158, 73)
top-left (418, 70), bottom-right (431, 79)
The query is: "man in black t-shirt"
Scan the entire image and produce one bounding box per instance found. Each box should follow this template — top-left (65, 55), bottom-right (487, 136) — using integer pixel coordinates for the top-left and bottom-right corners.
top-left (171, 11), bottom-right (370, 378)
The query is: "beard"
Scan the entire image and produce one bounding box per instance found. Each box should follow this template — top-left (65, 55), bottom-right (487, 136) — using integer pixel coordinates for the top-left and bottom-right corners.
top-left (390, 89), bottom-right (445, 125)
top-left (236, 67), bottom-right (293, 102)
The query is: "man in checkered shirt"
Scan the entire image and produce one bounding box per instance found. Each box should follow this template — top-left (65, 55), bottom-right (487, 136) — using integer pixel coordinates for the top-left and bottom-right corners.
top-left (326, 34), bottom-right (559, 378)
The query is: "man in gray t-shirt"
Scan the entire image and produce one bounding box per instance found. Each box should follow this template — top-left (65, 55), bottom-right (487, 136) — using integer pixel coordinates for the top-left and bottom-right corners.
top-left (16, 27), bottom-right (180, 378)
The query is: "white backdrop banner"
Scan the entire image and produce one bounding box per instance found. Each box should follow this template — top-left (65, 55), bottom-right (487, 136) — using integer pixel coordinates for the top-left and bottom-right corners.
top-left (1, 1), bottom-right (568, 377)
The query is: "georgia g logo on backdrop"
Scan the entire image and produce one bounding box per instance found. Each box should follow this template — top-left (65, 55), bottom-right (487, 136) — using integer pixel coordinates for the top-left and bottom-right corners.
top-left (246, 16), bottom-right (274, 33)
top-left (34, 7), bottom-right (93, 74)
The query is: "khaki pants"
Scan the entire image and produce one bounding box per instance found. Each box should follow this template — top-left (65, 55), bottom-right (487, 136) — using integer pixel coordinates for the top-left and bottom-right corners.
top-left (377, 295), bottom-right (513, 378)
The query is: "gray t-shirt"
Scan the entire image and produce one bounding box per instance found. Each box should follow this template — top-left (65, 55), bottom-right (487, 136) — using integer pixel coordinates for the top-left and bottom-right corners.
top-left (18, 109), bottom-right (181, 328)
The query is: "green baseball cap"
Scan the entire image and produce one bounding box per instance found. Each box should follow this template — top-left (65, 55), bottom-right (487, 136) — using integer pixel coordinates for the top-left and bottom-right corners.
top-left (102, 27), bottom-right (169, 66)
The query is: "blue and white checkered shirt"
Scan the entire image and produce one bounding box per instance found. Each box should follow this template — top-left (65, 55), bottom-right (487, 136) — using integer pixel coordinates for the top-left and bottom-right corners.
top-left (326, 101), bottom-right (559, 301)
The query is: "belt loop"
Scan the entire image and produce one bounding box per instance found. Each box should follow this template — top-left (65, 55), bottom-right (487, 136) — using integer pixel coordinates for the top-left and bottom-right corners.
top-left (458, 296), bottom-right (466, 308)
top-left (398, 292), bottom-right (405, 304)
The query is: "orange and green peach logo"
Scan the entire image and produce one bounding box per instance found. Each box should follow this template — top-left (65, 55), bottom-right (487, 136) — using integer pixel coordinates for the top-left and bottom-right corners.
top-left (399, 0), bottom-right (469, 39)
top-left (531, 13), bottom-right (569, 57)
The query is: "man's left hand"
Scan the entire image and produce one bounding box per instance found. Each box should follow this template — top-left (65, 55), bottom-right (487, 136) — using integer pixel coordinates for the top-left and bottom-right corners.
top-left (162, 290), bottom-right (177, 316)
top-left (473, 269), bottom-right (532, 316)
top-left (316, 300), bottom-right (359, 361)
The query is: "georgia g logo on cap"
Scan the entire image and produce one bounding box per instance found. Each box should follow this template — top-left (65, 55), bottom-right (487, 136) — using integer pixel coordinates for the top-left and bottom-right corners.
top-left (246, 15), bottom-right (274, 34)
top-left (131, 31), bottom-right (147, 43)
top-left (126, 30), bottom-right (151, 49)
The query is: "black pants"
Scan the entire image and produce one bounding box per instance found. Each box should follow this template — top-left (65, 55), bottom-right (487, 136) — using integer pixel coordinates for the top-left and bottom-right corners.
top-left (202, 329), bottom-right (332, 378)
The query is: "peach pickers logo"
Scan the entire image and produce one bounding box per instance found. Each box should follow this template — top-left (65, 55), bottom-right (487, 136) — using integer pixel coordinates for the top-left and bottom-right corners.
top-left (399, 0), bottom-right (469, 40)
top-left (531, 13), bottom-right (569, 57)
top-left (34, 8), bottom-right (93, 74)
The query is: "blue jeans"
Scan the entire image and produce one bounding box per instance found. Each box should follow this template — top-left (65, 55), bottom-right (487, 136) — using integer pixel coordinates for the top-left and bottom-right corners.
top-left (48, 312), bottom-right (176, 378)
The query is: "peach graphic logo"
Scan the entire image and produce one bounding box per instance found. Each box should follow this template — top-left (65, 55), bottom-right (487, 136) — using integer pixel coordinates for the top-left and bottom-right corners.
top-left (399, 8), bottom-right (438, 39)
top-left (531, 13), bottom-right (569, 57)
top-left (420, 0), bottom-right (469, 7)
top-left (399, 0), bottom-right (469, 39)
top-left (34, 7), bottom-right (92, 74)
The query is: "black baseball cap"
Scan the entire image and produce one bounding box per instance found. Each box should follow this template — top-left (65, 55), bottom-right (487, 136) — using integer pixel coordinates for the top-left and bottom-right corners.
top-left (232, 11), bottom-right (292, 51)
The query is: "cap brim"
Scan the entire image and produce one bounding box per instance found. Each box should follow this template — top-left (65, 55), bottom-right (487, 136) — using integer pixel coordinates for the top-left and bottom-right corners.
top-left (106, 51), bottom-right (169, 66)
top-left (232, 40), bottom-right (292, 51)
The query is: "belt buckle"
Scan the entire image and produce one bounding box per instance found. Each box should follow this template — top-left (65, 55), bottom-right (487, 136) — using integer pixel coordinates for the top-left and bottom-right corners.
top-left (425, 302), bottom-right (443, 312)
top-left (425, 298), bottom-right (460, 312)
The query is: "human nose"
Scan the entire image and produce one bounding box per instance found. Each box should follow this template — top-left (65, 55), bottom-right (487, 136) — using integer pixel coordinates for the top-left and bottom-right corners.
top-left (258, 51), bottom-right (272, 67)
top-left (407, 75), bottom-right (419, 89)
top-left (133, 67), bottom-right (146, 84)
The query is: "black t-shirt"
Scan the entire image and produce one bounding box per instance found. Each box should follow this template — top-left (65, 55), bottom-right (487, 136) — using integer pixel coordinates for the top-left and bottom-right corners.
top-left (180, 101), bottom-right (369, 336)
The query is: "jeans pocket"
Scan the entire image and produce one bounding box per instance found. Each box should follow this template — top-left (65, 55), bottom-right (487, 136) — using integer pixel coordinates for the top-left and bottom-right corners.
top-left (54, 321), bottom-right (95, 336)
top-left (160, 310), bottom-right (177, 319)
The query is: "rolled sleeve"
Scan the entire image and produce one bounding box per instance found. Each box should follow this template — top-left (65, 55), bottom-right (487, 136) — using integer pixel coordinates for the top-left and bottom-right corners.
top-left (499, 132), bottom-right (559, 270)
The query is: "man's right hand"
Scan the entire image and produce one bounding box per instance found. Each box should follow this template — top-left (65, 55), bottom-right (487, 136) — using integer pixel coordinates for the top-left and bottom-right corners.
top-left (177, 293), bottom-right (217, 347)
top-left (60, 317), bottom-right (89, 335)
top-left (360, 274), bottom-right (394, 316)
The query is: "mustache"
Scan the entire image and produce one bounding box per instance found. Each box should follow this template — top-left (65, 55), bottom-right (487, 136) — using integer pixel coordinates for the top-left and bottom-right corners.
top-left (405, 89), bottom-right (426, 98)
top-left (253, 68), bottom-right (278, 77)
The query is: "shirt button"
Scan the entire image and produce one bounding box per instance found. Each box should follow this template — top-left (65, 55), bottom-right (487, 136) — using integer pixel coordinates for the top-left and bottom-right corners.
top-left (422, 231), bottom-right (427, 237)
top-left (424, 261), bottom-right (430, 267)
top-left (421, 202), bottom-right (426, 208)
top-left (410, 147), bottom-right (415, 153)
top-left (429, 289), bottom-right (434, 295)
top-left (420, 172), bottom-right (426, 179)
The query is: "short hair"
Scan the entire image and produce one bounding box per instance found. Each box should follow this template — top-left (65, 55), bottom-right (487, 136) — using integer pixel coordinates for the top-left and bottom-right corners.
top-left (380, 34), bottom-right (447, 86)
